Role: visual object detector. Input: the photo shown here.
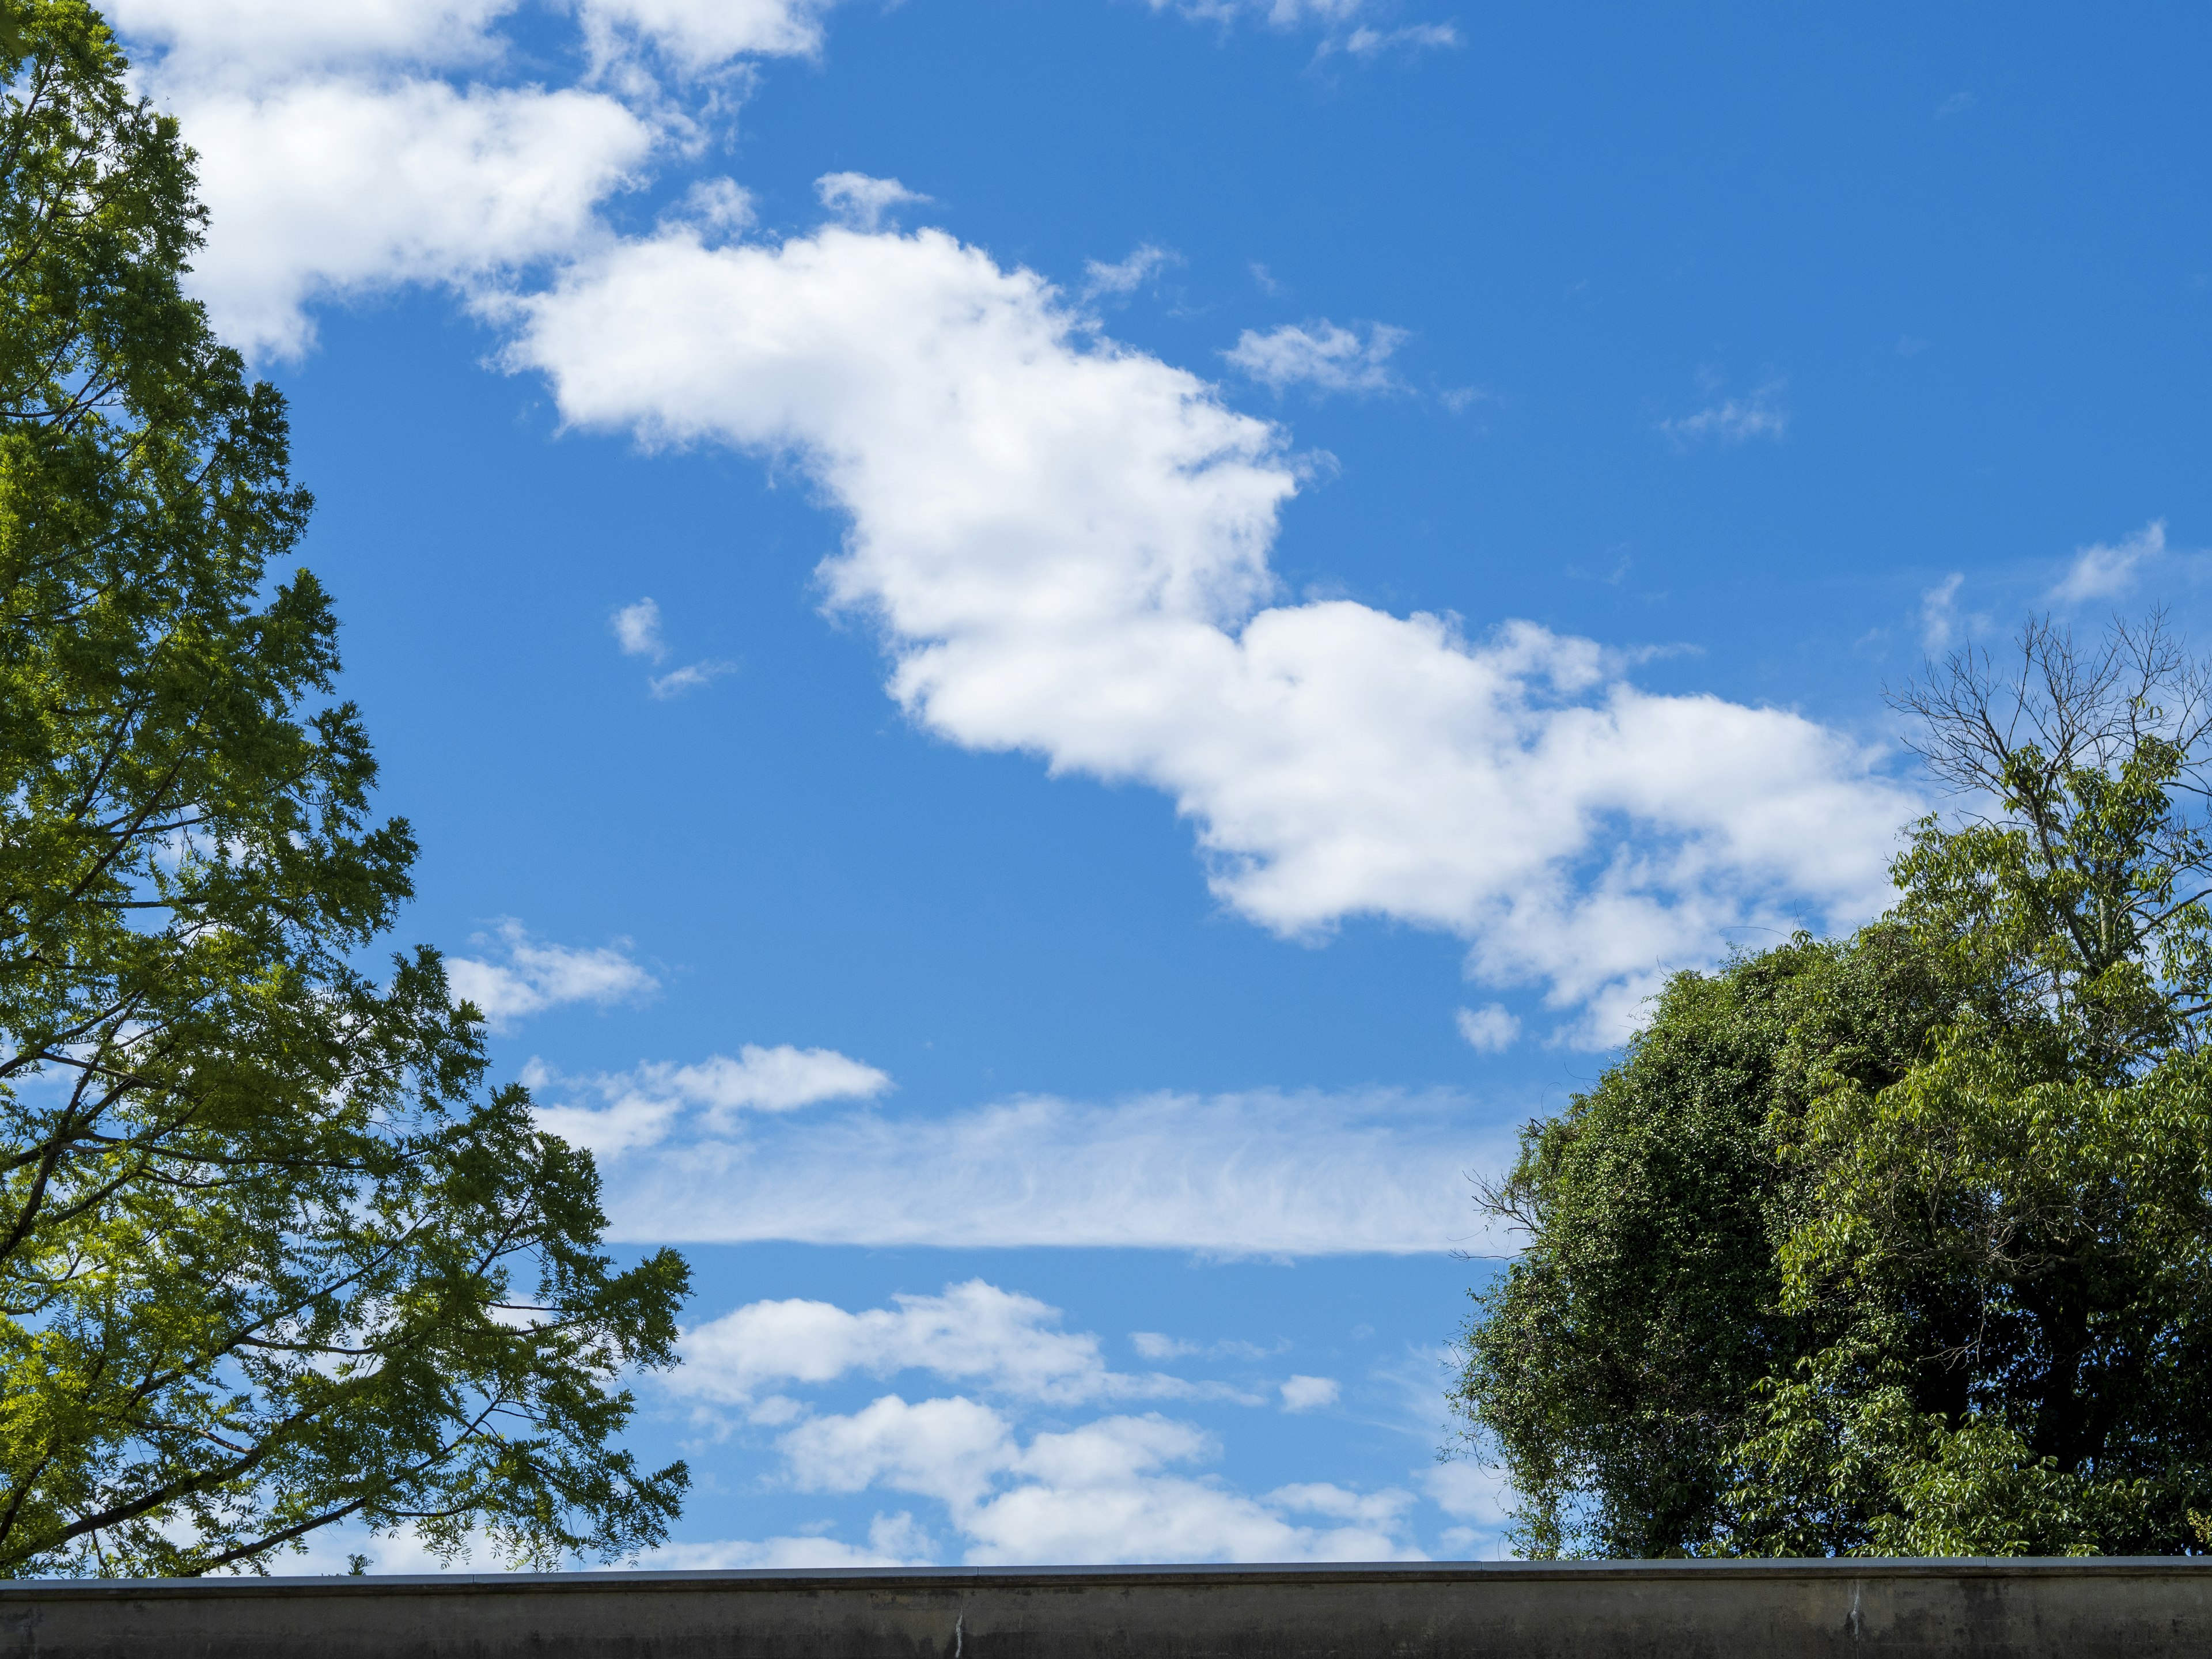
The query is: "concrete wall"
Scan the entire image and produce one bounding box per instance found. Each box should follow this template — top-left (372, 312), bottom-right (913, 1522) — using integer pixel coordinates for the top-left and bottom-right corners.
top-left (6, 1559), bottom-right (2212, 1659)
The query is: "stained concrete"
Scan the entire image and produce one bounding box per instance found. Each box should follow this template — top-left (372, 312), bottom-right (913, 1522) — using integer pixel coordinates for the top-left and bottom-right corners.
top-left (4, 1559), bottom-right (2210, 1658)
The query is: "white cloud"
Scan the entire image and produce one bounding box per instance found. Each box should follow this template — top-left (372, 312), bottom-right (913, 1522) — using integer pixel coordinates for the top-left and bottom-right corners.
top-left (158, 76), bottom-right (654, 358)
top-left (613, 597), bottom-right (668, 660)
top-left (445, 919), bottom-right (658, 1031)
top-left (1279, 1374), bottom-right (1341, 1411)
top-left (652, 1512), bottom-right (932, 1569)
top-left (104, 0), bottom-right (519, 81)
top-left (581, 0), bottom-right (843, 70)
top-left (1423, 1460), bottom-right (1511, 1525)
top-left (590, 1086), bottom-right (1508, 1255)
top-left (1918, 573), bottom-right (1965, 652)
top-left (1660, 380), bottom-right (1789, 446)
top-left (1084, 244), bottom-right (1176, 298)
top-left (1453, 1004), bottom-right (1519, 1054)
top-left (1338, 23), bottom-right (1461, 57)
top-left (2048, 520), bottom-right (2167, 606)
top-left (1224, 319), bottom-right (1407, 394)
top-left (649, 659), bottom-right (738, 698)
top-left (529, 1045), bottom-right (891, 1157)
top-left (676, 1281), bottom-right (1245, 1409)
top-left (816, 172), bottom-right (930, 232)
top-left (1131, 1332), bottom-right (1196, 1361)
top-left (778, 1396), bottom-right (1419, 1564)
top-left (507, 222), bottom-right (1917, 1035)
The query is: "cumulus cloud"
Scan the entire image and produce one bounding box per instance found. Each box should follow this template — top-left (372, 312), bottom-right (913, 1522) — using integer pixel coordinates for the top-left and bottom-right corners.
top-left (166, 77), bottom-right (654, 358)
top-left (1453, 1004), bottom-right (1519, 1054)
top-left (588, 1086), bottom-right (1506, 1254)
top-left (444, 919), bottom-right (658, 1031)
top-left (2048, 520), bottom-right (2168, 606)
top-left (676, 1281), bottom-right (1256, 1410)
top-left (1224, 318), bottom-right (1407, 394)
top-left (528, 1044), bottom-right (891, 1157)
top-left (506, 221), bottom-right (1918, 1037)
top-left (778, 1396), bottom-right (1418, 1563)
top-left (106, 0), bottom-right (825, 358)
top-left (1660, 379), bottom-right (1790, 446)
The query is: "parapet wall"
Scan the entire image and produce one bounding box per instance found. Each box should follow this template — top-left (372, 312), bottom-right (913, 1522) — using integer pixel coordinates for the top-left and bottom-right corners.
top-left (6, 1558), bottom-right (2212, 1659)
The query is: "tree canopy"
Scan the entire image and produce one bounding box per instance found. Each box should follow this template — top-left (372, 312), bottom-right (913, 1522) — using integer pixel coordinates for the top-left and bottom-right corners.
top-left (1452, 618), bottom-right (2212, 1558)
top-left (0, 0), bottom-right (687, 1574)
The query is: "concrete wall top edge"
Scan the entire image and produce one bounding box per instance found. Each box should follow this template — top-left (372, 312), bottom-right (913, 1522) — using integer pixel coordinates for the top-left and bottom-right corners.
top-left (5, 1558), bottom-right (2212, 1599)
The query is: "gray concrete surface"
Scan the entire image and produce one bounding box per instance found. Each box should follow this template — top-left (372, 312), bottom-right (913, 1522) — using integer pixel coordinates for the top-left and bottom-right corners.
top-left (4, 1559), bottom-right (2210, 1658)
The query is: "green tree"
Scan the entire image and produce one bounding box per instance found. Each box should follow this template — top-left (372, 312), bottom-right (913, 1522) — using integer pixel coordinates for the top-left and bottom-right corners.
top-left (1450, 618), bottom-right (2212, 1558)
top-left (0, 1), bottom-right (688, 1574)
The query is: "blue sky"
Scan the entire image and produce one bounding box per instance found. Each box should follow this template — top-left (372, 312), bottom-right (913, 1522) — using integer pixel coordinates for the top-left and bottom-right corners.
top-left (108, 0), bottom-right (2209, 1566)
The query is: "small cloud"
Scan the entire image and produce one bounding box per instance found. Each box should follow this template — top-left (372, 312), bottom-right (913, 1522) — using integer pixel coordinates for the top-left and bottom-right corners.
top-left (2048, 520), bottom-right (2168, 607)
top-left (531, 1044), bottom-right (895, 1157)
top-left (1131, 1332), bottom-right (1196, 1361)
top-left (1084, 243), bottom-right (1177, 299)
top-left (612, 597), bottom-right (666, 661)
top-left (1336, 21), bottom-right (1459, 58)
top-left (1249, 262), bottom-right (1284, 297)
top-left (615, 596), bottom-right (734, 698)
top-left (1658, 378), bottom-right (1789, 447)
top-left (1437, 385), bottom-right (1489, 416)
top-left (650, 659), bottom-right (738, 699)
top-left (1225, 318), bottom-right (1408, 395)
top-left (1279, 1374), bottom-right (1340, 1412)
top-left (816, 172), bottom-right (929, 232)
top-left (447, 919), bottom-right (658, 1033)
top-left (1455, 1004), bottom-right (1520, 1054)
top-left (1936, 90), bottom-right (1975, 119)
top-left (663, 177), bottom-right (756, 244)
top-left (1919, 572), bottom-right (1965, 652)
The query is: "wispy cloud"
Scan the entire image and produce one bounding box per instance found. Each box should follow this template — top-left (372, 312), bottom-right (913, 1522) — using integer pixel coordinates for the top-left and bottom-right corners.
top-left (1919, 572), bottom-right (1965, 652)
top-left (816, 171), bottom-right (929, 231)
top-left (2048, 520), bottom-right (2167, 607)
top-left (1659, 378), bottom-right (1789, 446)
top-left (611, 596), bottom-right (736, 697)
top-left (1224, 318), bottom-right (1408, 395)
top-left (589, 1086), bottom-right (1510, 1255)
top-left (1084, 243), bottom-right (1177, 299)
top-left (529, 1045), bottom-right (893, 1157)
top-left (445, 919), bottom-right (658, 1032)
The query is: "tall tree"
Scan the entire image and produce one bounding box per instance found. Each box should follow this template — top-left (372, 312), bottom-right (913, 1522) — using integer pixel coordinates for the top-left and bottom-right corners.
top-left (0, 1), bottom-right (688, 1574)
top-left (1452, 618), bottom-right (2212, 1558)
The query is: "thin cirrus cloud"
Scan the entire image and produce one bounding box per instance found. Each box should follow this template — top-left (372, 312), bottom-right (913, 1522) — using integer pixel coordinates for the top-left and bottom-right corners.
top-left (505, 217), bottom-right (1919, 1040)
top-left (584, 1085), bottom-right (1508, 1255)
top-left (443, 918), bottom-right (659, 1032)
top-left (1224, 319), bottom-right (1408, 395)
top-left (526, 1044), bottom-right (893, 1158)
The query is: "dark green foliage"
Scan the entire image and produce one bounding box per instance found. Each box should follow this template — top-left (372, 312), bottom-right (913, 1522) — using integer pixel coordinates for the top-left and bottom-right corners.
top-left (1452, 620), bottom-right (2212, 1558)
top-left (0, 0), bottom-right (689, 1574)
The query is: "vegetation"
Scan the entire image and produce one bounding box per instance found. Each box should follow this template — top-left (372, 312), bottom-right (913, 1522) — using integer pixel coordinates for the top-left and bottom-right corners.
top-left (1452, 618), bottom-right (2212, 1557)
top-left (0, 1), bottom-right (687, 1574)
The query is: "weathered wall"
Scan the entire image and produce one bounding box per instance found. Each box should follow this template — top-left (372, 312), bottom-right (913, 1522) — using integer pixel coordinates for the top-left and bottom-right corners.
top-left (5, 1559), bottom-right (2211, 1659)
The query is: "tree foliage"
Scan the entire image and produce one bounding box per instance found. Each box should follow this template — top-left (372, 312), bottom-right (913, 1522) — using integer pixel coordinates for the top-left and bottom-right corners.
top-left (0, 0), bottom-right (688, 1574)
top-left (1451, 618), bottom-right (2212, 1557)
